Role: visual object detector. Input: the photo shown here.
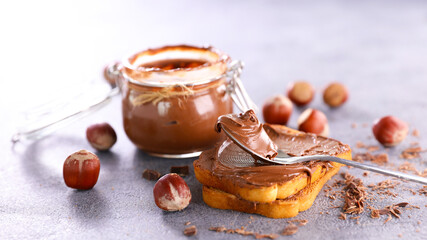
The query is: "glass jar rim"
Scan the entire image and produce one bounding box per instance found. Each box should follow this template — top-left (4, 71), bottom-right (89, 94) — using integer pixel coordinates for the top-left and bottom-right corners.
top-left (120, 45), bottom-right (232, 87)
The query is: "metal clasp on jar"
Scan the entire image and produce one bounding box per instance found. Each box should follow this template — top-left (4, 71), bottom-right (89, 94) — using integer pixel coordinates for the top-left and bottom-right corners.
top-left (226, 60), bottom-right (257, 112)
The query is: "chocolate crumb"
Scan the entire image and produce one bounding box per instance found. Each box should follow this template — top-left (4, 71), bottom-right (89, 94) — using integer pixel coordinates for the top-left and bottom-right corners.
top-left (371, 209), bottom-right (380, 219)
top-left (419, 186), bottom-right (427, 196)
top-left (142, 169), bottom-right (161, 181)
top-left (351, 123), bottom-right (357, 129)
top-left (183, 225), bottom-right (197, 236)
top-left (287, 219), bottom-right (308, 226)
top-left (356, 141), bottom-right (365, 148)
top-left (184, 221), bottom-right (191, 226)
top-left (384, 214), bottom-right (392, 224)
top-left (209, 226), bottom-right (227, 232)
top-left (363, 172), bottom-right (369, 177)
top-left (367, 146), bottom-right (380, 152)
top-left (170, 166), bottom-right (189, 176)
top-left (398, 233), bottom-right (403, 238)
top-left (254, 233), bottom-right (279, 239)
top-left (412, 129), bottom-right (420, 137)
top-left (281, 224), bottom-right (298, 236)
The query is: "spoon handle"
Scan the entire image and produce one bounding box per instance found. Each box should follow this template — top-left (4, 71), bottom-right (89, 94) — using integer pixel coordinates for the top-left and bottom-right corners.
top-left (302, 155), bottom-right (427, 185)
top-left (274, 155), bottom-right (427, 185)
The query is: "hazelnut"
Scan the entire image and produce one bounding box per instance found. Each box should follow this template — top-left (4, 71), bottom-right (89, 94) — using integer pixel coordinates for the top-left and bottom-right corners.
top-left (297, 108), bottom-right (329, 137)
top-left (287, 81), bottom-right (315, 106)
top-left (86, 123), bottom-right (117, 151)
top-left (323, 82), bottom-right (349, 107)
top-left (63, 150), bottom-right (100, 190)
top-left (262, 95), bottom-right (293, 125)
top-left (372, 116), bottom-right (408, 147)
top-left (153, 173), bottom-right (191, 211)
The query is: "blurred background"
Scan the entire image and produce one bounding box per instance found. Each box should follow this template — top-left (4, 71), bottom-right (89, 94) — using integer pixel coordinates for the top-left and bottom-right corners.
top-left (2, 1), bottom-right (427, 118)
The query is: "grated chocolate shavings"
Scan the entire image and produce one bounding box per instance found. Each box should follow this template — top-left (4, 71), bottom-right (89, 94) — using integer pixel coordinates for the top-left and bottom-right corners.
top-left (370, 202), bottom-right (408, 222)
top-left (342, 173), bottom-right (367, 214)
top-left (339, 212), bottom-right (347, 220)
top-left (353, 153), bottom-right (388, 166)
top-left (399, 147), bottom-right (425, 160)
top-left (281, 224), bottom-right (298, 236)
top-left (398, 162), bottom-right (426, 177)
top-left (287, 219), bottom-right (308, 226)
top-left (209, 226), bottom-right (278, 239)
top-left (183, 225), bottom-right (197, 236)
top-left (368, 179), bottom-right (400, 191)
top-left (184, 221), bottom-right (191, 226)
top-left (384, 214), bottom-right (392, 224)
top-left (371, 209), bottom-right (380, 219)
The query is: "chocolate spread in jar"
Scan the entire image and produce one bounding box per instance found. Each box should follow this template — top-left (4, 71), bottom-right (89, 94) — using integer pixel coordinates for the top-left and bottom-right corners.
top-left (194, 124), bottom-right (350, 188)
top-left (215, 110), bottom-right (278, 159)
top-left (138, 59), bottom-right (208, 70)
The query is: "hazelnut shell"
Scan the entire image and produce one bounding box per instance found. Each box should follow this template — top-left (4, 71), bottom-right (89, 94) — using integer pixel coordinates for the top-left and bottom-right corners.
top-left (153, 173), bottom-right (191, 211)
top-left (262, 95), bottom-right (293, 125)
top-left (372, 116), bottom-right (408, 147)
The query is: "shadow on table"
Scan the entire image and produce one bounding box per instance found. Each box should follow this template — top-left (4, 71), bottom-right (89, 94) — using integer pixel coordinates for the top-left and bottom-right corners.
top-left (16, 135), bottom-right (87, 190)
top-left (67, 188), bottom-right (110, 226)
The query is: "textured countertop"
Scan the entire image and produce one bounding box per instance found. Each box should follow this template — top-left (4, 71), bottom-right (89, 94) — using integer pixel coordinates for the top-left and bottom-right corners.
top-left (1, 0), bottom-right (427, 239)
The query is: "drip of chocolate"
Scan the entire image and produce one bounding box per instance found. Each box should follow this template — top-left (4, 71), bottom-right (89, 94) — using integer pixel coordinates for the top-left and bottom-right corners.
top-left (215, 109), bottom-right (278, 159)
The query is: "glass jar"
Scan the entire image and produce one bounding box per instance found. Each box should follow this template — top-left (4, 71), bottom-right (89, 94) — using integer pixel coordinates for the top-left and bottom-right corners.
top-left (112, 45), bottom-right (254, 158)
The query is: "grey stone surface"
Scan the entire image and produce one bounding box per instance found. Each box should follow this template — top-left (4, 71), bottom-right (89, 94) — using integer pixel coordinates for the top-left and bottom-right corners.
top-left (1, 0), bottom-right (427, 239)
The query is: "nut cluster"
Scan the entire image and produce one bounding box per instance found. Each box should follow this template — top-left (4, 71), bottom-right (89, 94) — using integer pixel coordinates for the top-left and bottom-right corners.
top-left (262, 81), bottom-right (348, 136)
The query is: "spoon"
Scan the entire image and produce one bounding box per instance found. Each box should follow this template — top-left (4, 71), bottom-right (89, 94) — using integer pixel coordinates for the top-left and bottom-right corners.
top-left (221, 127), bottom-right (427, 185)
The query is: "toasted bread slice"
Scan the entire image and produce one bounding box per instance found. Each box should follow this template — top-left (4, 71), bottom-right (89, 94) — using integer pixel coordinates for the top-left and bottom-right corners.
top-left (202, 161), bottom-right (341, 218)
top-left (194, 125), bottom-right (351, 203)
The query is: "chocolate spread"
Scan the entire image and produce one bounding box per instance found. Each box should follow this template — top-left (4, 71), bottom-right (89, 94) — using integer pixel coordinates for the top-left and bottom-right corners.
top-left (138, 59), bottom-right (208, 70)
top-left (215, 110), bottom-right (278, 159)
top-left (195, 124), bottom-right (350, 188)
